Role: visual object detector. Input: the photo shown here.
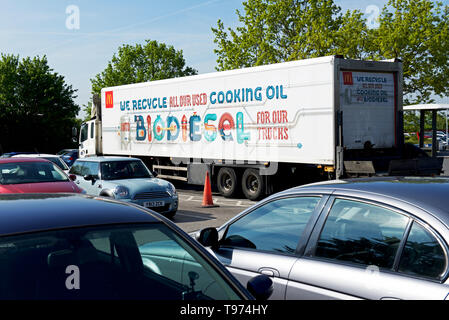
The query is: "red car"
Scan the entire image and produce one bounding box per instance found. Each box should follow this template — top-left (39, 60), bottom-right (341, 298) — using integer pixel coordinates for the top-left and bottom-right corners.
top-left (0, 158), bottom-right (84, 194)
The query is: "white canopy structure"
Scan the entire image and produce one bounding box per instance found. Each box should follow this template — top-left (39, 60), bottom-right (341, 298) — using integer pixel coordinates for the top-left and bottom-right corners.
top-left (403, 104), bottom-right (449, 111)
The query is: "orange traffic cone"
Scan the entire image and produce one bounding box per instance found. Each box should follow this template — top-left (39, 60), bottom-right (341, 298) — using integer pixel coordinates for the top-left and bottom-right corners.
top-left (201, 171), bottom-right (219, 208)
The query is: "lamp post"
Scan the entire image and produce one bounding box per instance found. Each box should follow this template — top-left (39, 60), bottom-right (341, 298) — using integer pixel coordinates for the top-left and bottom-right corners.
top-left (446, 109), bottom-right (448, 146)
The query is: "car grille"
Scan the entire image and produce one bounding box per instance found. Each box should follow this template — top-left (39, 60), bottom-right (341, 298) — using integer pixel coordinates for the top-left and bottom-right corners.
top-left (133, 191), bottom-right (170, 200)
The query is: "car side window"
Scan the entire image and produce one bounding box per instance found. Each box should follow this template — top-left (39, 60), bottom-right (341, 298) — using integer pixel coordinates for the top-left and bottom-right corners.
top-left (398, 222), bottom-right (446, 280)
top-left (69, 161), bottom-right (85, 176)
top-left (221, 197), bottom-right (320, 255)
top-left (314, 198), bottom-right (409, 269)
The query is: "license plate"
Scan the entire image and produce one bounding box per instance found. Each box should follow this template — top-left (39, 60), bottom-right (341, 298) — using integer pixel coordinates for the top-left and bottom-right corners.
top-left (144, 201), bottom-right (165, 208)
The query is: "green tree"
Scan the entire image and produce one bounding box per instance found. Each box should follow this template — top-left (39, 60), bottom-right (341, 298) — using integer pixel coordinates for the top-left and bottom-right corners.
top-left (212, 0), bottom-right (449, 106)
top-left (211, 0), bottom-right (369, 70)
top-left (91, 40), bottom-right (197, 96)
top-left (0, 54), bottom-right (79, 154)
top-left (370, 0), bottom-right (449, 104)
top-left (82, 100), bottom-right (92, 121)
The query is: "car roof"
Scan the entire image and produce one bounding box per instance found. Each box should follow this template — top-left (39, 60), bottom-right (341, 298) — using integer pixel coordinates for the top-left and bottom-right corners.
top-left (76, 156), bottom-right (141, 162)
top-left (0, 193), bottom-right (161, 236)
top-left (283, 176), bottom-right (449, 224)
top-left (12, 154), bottom-right (60, 158)
top-left (0, 157), bottom-right (51, 164)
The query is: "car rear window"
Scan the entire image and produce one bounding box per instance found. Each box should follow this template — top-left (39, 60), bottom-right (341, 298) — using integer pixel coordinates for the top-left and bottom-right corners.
top-left (0, 162), bottom-right (69, 185)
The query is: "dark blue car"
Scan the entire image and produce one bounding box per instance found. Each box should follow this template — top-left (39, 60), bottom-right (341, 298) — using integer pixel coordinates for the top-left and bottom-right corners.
top-left (60, 149), bottom-right (79, 167)
top-left (0, 193), bottom-right (272, 300)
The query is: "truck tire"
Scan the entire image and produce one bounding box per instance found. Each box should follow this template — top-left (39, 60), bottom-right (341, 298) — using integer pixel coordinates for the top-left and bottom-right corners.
top-left (217, 167), bottom-right (239, 198)
top-left (242, 168), bottom-right (264, 201)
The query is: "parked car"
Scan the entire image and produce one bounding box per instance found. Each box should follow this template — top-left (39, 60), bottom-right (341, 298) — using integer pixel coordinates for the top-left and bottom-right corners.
top-left (0, 193), bottom-right (272, 300)
top-left (196, 177), bottom-right (449, 300)
top-left (56, 148), bottom-right (78, 156)
top-left (0, 158), bottom-right (83, 194)
top-left (69, 157), bottom-right (178, 218)
top-left (12, 153), bottom-right (70, 174)
top-left (60, 149), bottom-right (79, 167)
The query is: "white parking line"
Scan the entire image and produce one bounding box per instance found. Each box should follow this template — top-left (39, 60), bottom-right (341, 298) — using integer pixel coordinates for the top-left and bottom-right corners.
top-left (178, 194), bottom-right (254, 207)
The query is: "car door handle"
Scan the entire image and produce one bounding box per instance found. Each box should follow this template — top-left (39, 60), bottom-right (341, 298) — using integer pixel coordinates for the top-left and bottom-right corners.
top-left (258, 267), bottom-right (280, 277)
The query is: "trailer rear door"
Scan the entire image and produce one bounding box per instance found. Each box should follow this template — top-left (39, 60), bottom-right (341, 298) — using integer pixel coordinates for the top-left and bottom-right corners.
top-left (339, 71), bottom-right (397, 150)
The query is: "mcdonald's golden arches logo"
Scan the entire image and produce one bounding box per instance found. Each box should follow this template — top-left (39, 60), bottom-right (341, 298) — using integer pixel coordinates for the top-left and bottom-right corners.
top-left (105, 91), bottom-right (114, 108)
top-left (342, 72), bottom-right (353, 86)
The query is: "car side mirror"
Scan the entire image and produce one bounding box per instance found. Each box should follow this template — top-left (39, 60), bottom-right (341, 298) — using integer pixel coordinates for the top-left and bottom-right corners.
top-left (69, 174), bottom-right (77, 181)
top-left (247, 274), bottom-right (273, 301)
top-left (83, 174), bottom-right (96, 181)
top-left (152, 171), bottom-right (158, 177)
top-left (197, 227), bottom-right (219, 250)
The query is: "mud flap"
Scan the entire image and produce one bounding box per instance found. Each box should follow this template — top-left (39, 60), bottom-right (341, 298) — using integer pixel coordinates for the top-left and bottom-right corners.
top-left (388, 158), bottom-right (443, 176)
top-left (344, 161), bottom-right (376, 177)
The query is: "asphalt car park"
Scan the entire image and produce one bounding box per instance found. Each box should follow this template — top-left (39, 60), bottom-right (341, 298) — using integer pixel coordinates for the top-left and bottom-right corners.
top-left (173, 186), bottom-right (256, 233)
top-left (4, 153), bottom-right (449, 301)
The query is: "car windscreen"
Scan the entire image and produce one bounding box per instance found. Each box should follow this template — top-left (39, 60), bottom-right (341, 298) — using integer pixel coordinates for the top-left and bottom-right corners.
top-left (0, 223), bottom-right (243, 300)
top-left (0, 161), bottom-right (69, 185)
top-left (101, 161), bottom-right (153, 180)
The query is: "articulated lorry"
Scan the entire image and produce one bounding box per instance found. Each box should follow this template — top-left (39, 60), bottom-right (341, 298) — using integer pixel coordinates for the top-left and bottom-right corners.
top-left (78, 55), bottom-right (440, 200)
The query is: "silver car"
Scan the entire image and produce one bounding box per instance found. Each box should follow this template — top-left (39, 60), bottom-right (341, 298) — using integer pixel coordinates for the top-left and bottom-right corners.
top-left (69, 157), bottom-right (178, 218)
top-left (196, 177), bottom-right (449, 300)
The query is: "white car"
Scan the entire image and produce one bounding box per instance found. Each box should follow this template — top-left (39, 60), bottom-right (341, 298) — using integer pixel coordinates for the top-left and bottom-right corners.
top-left (12, 154), bottom-right (70, 175)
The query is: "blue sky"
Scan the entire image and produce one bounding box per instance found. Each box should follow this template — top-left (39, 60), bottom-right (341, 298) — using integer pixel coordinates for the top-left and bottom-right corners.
top-left (0, 0), bottom-right (447, 118)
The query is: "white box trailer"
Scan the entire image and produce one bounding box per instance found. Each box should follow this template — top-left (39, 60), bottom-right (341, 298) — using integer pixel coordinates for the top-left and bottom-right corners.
top-left (78, 55), bottom-right (438, 200)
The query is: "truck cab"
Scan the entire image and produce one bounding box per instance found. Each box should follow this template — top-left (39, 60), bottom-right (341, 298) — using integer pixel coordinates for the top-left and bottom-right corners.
top-left (79, 119), bottom-right (103, 158)
top-left (79, 96), bottom-right (102, 158)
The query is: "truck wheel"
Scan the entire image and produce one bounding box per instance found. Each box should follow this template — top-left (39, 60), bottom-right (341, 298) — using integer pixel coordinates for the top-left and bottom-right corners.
top-left (242, 168), bottom-right (264, 201)
top-left (217, 167), bottom-right (239, 198)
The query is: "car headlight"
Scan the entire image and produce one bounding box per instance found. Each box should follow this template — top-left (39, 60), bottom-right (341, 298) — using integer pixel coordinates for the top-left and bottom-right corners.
top-left (167, 183), bottom-right (177, 197)
top-left (113, 186), bottom-right (130, 199)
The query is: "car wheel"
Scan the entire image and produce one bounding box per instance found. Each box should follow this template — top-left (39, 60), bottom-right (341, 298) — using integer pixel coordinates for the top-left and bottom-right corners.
top-left (241, 168), bottom-right (264, 201)
top-left (217, 167), bottom-right (239, 198)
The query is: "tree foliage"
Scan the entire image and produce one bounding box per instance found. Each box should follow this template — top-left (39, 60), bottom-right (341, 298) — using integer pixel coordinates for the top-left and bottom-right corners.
top-left (212, 0), bottom-right (449, 105)
top-left (0, 54), bottom-right (79, 154)
top-left (212, 0), bottom-right (368, 70)
top-left (369, 0), bottom-right (449, 104)
top-left (91, 40), bottom-right (197, 96)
